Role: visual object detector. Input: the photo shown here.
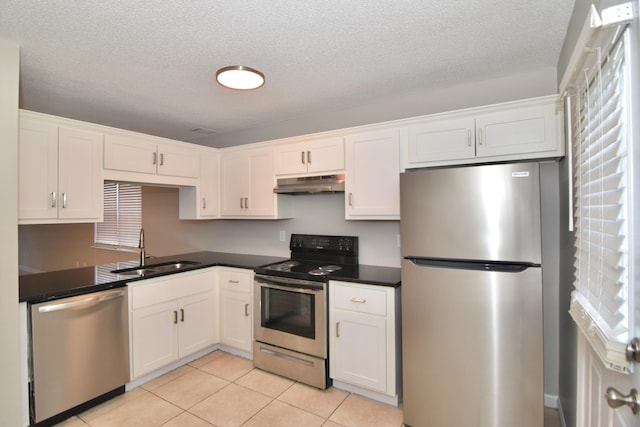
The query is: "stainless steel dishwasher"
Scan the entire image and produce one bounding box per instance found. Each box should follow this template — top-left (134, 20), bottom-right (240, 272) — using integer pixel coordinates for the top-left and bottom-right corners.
top-left (29, 288), bottom-right (130, 425)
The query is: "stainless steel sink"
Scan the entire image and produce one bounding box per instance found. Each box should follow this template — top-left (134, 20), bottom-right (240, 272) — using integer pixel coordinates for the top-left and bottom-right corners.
top-left (111, 260), bottom-right (200, 276)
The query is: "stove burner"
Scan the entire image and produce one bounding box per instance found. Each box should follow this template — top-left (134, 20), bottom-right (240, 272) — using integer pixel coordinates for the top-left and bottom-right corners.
top-left (319, 265), bottom-right (342, 272)
top-left (266, 261), bottom-right (300, 271)
top-left (308, 265), bottom-right (343, 276)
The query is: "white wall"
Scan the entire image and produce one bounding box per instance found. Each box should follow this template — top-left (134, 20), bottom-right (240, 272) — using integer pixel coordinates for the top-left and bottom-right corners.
top-left (0, 37), bottom-right (21, 427)
top-left (142, 188), bottom-right (402, 267)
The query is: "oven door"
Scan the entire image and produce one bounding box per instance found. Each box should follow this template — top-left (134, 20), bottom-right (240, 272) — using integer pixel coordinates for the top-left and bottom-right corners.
top-left (253, 275), bottom-right (327, 358)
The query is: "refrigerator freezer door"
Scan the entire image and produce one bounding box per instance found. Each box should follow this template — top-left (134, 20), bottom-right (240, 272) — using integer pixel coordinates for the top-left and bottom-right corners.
top-left (401, 259), bottom-right (543, 427)
top-left (400, 162), bottom-right (542, 264)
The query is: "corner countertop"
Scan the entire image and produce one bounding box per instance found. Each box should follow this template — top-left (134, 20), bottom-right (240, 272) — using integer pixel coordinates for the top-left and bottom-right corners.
top-left (19, 251), bottom-right (287, 304)
top-left (19, 251), bottom-right (401, 304)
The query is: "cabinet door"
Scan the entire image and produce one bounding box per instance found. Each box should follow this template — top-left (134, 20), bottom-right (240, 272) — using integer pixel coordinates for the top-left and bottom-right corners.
top-left (306, 137), bottom-right (344, 173)
top-left (157, 142), bottom-right (200, 178)
top-left (246, 148), bottom-right (275, 215)
top-left (345, 129), bottom-right (399, 219)
top-left (332, 309), bottom-right (387, 393)
top-left (475, 103), bottom-right (558, 158)
top-left (178, 291), bottom-right (216, 357)
top-left (18, 118), bottom-right (58, 219)
top-left (220, 151), bottom-right (249, 216)
top-left (219, 290), bottom-right (252, 352)
top-left (57, 127), bottom-right (103, 220)
top-left (407, 117), bottom-right (475, 164)
top-left (104, 134), bottom-right (157, 174)
top-left (199, 151), bottom-right (219, 217)
top-left (274, 141), bottom-right (308, 175)
top-left (131, 300), bottom-right (178, 378)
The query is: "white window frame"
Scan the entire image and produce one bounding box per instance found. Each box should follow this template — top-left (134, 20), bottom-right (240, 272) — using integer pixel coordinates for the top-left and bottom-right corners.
top-left (94, 182), bottom-right (142, 251)
top-left (562, 6), bottom-right (638, 374)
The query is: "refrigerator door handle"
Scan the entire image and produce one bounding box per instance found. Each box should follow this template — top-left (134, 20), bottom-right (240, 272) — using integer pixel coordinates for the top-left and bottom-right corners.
top-left (405, 257), bottom-right (539, 273)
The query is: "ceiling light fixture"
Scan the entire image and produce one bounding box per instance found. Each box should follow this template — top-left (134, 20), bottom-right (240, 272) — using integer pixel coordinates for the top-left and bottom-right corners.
top-left (216, 65), bottom-right (265, 90)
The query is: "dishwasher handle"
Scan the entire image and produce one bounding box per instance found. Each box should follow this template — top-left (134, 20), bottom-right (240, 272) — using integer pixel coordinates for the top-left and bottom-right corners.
top-left (38, 289), bottom-right (126, 313)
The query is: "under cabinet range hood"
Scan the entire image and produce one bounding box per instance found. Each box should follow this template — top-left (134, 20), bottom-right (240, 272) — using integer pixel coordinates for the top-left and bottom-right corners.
top-left (274, 174), bottom-right (345, 194)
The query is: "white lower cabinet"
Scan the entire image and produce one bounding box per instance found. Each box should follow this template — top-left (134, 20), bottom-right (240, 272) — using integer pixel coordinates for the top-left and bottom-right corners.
top-left (129, 269), bottom-right (217, 379)
top-left (218, 267), bottom-right (253, 353)
top-left (329, 281), bottom-right (400, 404)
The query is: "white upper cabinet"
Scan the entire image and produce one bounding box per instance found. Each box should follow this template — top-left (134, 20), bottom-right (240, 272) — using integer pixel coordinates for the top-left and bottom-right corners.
top-left (404, 95), bottom-right (563, 168)
top-left (19, 113), bottom-right (103, 224)
top-left (274, 136), bottom-right (344, 176)
top-left (220, 147), bottom-right (293, 218)
top-left (344, 128), bottom-right (400, 220)
top-left (104, 133), bottom-right (200, 178)
top-left (179, 149), bottom-right (219, 219)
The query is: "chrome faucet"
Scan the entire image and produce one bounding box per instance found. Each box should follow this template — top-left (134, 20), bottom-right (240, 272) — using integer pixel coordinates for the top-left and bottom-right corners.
top-left (138, 228), bottom-right (145, 267)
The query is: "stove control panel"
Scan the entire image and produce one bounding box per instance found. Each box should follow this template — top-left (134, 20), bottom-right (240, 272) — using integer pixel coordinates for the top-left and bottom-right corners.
top-left (290, 234), bottom-right (358, 256)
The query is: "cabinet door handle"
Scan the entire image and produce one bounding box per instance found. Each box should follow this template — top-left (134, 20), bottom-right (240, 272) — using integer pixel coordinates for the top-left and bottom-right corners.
top-left (61, 193), bottom-right (67, 209)
top-left (240, 197), bottom-right (244, 209)
top-left (467, 130), bottom-right (472, 147)
top-left (348, 192), bottom-right (353, 206)
top-left (160, 153), bottom-right (164, 166)
top-left (244, 197), bottom-right (249, 209)
top-left (301, 151), bottom-right (305, 164)
top-left (202, 197), bottom-right (207, 209)
top-left (307, 150), bottom-right (311, 164)
top-left (153, 152), bottom-right (157, 165)
top-left (350, 297), bottom-right (366, 303)
top-left (244, 303), bottom-right (249, 317)
top-left (336, 321), bottom-right (340, 338)
top-left (477, 128), bottom-right (483, 145)
top-left (173, 310), bottom-right (178, 324)
top-left (180, 308), bottom-right (185, 322)
top-left (51, 191), bottom-right (57, 208)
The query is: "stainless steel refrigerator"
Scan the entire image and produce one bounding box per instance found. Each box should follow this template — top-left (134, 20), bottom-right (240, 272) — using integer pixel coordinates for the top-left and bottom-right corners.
top-left (400, 162), bottom-right (543, 427)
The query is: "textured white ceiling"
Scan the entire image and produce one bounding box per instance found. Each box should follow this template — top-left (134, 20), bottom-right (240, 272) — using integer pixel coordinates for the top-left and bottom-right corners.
top-left (0, 1), bottom-right (575, 147)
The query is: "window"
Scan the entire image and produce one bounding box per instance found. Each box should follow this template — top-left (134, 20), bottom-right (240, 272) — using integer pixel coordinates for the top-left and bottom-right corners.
top-left (566, 23), bottom-right (636, 373)
top-left (95, 182), bottom-right (142, 250)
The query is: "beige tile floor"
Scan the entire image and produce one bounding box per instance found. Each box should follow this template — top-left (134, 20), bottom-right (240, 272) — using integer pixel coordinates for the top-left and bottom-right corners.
top-left (54, 350), bottom-right (404, 427)
top-left (54, 350), bottom-right (563, 427)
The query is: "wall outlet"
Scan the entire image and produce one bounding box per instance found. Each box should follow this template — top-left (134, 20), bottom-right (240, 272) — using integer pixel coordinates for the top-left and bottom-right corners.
top-left (279, 230), bottom-right (286, 242)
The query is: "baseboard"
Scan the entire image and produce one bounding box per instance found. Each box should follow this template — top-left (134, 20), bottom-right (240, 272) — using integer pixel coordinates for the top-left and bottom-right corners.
top-left (556, 399), bottom-right (568, 427)
top-left (332, 380), bottom-right (399, 407)
top-left (126, 344), bottom-right (220, 391)
top-left (545, 393), bottom-right (559, 408)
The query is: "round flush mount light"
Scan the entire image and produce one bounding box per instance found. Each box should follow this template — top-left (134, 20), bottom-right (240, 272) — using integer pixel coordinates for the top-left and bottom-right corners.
top-left (216, 65), bottom-right (265, 90)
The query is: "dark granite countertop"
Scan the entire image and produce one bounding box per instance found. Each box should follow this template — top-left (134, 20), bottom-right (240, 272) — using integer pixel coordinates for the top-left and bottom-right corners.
top-left (19, 251), bottom-right (401, 304)
top-left (19, 251), bottom-right (287, 303)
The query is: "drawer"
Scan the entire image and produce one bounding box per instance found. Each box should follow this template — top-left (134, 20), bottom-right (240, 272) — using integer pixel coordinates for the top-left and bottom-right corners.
top-left (219, 268), bottom-right (252, 292)
top-left (332, 284), bottom-right (387, 316)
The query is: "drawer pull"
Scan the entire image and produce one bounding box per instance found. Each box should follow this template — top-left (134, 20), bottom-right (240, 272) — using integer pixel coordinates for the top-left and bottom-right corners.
top-left (228, 279), bottom-right (240, 284)
top-left (350, 297), bottom-right (366, 303)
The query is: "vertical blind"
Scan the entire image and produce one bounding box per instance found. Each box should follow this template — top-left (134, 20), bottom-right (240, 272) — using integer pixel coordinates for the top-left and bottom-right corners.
top-left (568, 26), bottom-right (633, 373)
top-left (95, 182), bottom-right (142, 249)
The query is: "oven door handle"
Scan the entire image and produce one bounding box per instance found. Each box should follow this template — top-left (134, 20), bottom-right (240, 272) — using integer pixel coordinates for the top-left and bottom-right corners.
top-left (255, 277), bottom-right (324, 293)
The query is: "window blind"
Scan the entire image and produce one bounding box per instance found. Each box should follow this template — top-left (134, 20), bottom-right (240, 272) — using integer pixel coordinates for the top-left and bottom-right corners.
top-left (95, 182), bottom-right (142, 249)
top-left (568, 26), bottom-right (634, 374)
